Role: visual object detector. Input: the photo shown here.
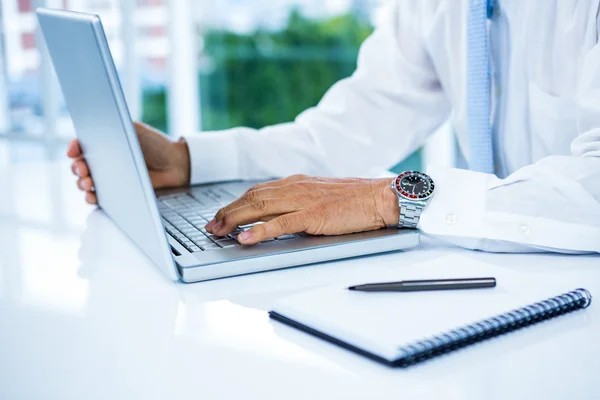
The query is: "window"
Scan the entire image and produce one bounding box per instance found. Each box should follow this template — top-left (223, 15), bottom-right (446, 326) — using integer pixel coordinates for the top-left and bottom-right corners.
top-left (0, 0), bottom-right (169, 164)
top-left (199, 2), bottom-right (378, 132)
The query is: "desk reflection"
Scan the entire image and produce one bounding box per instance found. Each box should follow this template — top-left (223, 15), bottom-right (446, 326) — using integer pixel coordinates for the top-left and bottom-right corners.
top-left (77, 210), bottom-right (343, 373)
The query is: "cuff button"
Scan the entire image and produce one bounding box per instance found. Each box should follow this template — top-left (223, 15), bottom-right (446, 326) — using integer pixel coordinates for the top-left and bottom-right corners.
top-left (446, 214), bottom-right (457, 225)
top-left (519, 225), bottom-right (531, 235)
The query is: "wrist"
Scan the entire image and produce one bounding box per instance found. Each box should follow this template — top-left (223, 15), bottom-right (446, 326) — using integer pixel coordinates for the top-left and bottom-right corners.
top-left (373, 178), bottom-right (400, 227)
top-left (172, 138), bottom-right (191, 185)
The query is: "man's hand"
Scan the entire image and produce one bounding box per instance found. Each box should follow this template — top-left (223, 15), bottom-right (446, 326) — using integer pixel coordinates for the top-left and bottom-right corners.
top-left (205, 175), bottom-right (400, 245)
top-left (67, 122), bottom-right (191, 204)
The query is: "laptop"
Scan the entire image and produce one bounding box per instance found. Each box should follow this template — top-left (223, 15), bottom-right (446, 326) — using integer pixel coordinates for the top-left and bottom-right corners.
top-left (36, 8), bottom-right (419, 283)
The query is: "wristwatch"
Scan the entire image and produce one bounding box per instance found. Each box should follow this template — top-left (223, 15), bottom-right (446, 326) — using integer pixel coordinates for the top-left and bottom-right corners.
top-left (390, 171), bottom-right (435, 229)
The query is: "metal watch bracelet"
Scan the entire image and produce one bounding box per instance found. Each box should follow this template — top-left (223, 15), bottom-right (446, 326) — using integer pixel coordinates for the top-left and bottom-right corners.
top-left (397, 202), bottom-right (425, 229)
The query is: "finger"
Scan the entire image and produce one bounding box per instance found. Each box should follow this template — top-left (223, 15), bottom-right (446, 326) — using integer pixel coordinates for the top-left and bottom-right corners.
top-left (71, 159), bottom-right (90, 177)
top-left (77, 176), bottom-right (94, 192)
top-left (85, 191), bottom-right (98, 205)
top-left (211, 199), bottom-right (300, 236)
top-left (237, 212), bottom-right (308, 245)
top-left (208, 187), bottom-right (286, 229)
top-left (66, 139), bottom-right (82, 158)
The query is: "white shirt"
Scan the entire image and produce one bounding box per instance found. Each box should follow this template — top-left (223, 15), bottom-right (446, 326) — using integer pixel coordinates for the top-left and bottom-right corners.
top-left (185, 0), bottom-right (600, 254)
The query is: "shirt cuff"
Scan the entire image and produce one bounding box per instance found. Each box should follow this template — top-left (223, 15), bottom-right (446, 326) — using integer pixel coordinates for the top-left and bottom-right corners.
top-left (418, 165), bottom-right (600, 252)
top-left (184, 131), bottom-right (240, 185)
top-left (418, 165), bottom-right (489, 238)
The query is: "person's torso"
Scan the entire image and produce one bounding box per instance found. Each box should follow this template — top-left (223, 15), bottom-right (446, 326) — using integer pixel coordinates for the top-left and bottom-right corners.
top-left (414, 0), bottom-right (600, 176)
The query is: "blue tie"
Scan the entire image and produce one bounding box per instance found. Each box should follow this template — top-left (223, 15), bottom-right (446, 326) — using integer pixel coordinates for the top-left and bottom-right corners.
top-left (467, 0), bottom-right (495, 174)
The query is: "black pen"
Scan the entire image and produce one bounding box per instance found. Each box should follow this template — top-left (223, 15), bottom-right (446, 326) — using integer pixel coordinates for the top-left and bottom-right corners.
top-left (348, 277), bottom-right (497, 292)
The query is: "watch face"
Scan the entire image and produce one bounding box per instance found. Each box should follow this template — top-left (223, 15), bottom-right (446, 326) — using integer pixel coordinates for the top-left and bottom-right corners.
top-left (394, 171), bottom-right (435, 200)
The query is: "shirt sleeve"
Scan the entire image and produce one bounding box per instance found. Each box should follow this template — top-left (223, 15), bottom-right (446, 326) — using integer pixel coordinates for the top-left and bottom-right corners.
top-left (185, 0), bottom-right (450, 184)
top-left (419, 43), bottom-right (600, 254)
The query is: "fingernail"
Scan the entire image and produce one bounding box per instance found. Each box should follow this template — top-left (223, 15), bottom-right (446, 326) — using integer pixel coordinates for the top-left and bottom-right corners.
top-left (239, 231), bottom-right (252, 242)
top-left (212, 221), bottom-right (223, 232)
top-left (75, 166), bottom-right (80, 176)
top-left (205, 219), bottom-right (216, 230)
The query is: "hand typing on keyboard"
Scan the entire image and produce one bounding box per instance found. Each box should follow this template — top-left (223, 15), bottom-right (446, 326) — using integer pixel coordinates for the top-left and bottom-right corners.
top-left (205, 175), bottom-right (400, 246)
top-left (67, 124), bottom-right (400, 248)
top-left (160, 191), bottom-right (300, 252)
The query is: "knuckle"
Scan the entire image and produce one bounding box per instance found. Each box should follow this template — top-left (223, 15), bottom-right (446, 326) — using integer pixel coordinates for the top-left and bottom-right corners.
top-left (215, 208), bottom-right (226, 220)
top-left (291, 174), bottom-right (308, 181)
top-left (253, 199), bottom-right (267, 212)
top-left (221, 213), bottom-right (233, 226)
top-left (248, 184), bottom-right (261, 193)
top-left (242, 190), bottom-right (256, 202)
top-left (276, 217), bottom-right (293, 233)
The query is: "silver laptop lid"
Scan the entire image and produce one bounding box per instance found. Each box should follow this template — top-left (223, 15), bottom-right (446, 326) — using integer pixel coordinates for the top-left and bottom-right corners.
top-left (37, 8), bottom-right (179, 281)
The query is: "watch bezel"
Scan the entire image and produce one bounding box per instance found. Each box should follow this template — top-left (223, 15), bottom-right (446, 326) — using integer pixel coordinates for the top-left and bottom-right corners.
top-left (393, 171), bottom-right (435, 201)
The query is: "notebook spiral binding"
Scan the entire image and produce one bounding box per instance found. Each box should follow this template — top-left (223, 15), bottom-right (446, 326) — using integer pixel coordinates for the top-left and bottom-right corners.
top-left (395, 288), bottom-right (592, 367)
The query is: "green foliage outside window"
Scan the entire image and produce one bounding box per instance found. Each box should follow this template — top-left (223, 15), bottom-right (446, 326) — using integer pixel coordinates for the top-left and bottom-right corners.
top-left (141, 10), bottom-right (421, 173)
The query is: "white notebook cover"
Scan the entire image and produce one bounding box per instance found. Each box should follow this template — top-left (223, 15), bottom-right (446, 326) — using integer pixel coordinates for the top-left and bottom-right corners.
top-left (270, 255), bottom-right (580, 365)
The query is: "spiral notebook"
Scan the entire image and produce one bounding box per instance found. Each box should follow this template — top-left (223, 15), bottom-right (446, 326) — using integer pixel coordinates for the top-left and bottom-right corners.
top-left (269, 258), bottom-right (592, 367)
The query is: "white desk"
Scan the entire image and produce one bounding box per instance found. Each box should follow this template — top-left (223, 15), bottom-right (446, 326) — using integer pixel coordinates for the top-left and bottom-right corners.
top-left (1, 162), bottom-right (599, 400)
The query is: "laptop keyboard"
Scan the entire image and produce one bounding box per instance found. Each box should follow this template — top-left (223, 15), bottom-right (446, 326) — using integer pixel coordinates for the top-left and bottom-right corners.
top-left (158, 188), bottom-right (298, 253)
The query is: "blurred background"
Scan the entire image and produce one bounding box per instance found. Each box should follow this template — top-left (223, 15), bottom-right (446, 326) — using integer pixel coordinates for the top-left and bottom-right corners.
top-left (0, 0), bottom-right (454, 170)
